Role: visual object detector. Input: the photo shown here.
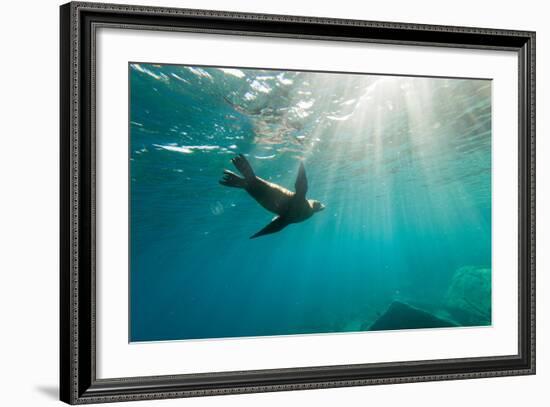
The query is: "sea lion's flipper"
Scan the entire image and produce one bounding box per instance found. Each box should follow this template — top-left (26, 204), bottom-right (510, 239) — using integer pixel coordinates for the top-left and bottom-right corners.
top-left (219, 170), bottom-right (247, 188)
top-left (232, 154), bottom-right (256, 180)
top-left (250, 216), bottom-right (289, 239)
top-left (294, 162), bottom-right (308, 199)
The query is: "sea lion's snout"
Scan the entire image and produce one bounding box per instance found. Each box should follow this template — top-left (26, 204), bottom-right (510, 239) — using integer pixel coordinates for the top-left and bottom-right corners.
top-left (312, 201), bottom-right (325, 212)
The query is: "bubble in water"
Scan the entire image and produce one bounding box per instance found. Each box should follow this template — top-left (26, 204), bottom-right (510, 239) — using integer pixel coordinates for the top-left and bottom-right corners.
top-left (210, 201), bottom-right (224, 216)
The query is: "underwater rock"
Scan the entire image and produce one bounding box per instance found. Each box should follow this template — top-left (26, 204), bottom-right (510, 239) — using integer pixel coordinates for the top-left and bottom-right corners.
top-left (445, 266), bottom-right (491, 326)
top-left (368, 301), bottom-right (457, 331)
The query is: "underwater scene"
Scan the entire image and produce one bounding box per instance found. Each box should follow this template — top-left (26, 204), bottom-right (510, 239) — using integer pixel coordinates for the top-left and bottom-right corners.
top-left (129, 63), bottom-right (492, 342)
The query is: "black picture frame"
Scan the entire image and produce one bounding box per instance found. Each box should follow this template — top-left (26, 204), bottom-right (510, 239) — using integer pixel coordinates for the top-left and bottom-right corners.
top-left (60, 1), bottom-right (536, 404)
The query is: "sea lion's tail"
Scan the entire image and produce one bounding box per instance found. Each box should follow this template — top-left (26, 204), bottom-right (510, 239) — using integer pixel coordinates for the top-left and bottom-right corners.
top-left (219, 170), bottom-right (247, 188)
top-left (231, 154), bottom-right (256, 181)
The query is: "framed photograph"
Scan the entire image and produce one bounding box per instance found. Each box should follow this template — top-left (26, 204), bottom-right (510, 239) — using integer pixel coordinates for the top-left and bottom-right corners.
top-left (60, 1), bottom-right (536, 404)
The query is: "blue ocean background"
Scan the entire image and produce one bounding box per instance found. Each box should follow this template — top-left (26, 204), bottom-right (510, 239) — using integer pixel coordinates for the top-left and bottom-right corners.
top-left (129, 63), bottom-right (492, 342)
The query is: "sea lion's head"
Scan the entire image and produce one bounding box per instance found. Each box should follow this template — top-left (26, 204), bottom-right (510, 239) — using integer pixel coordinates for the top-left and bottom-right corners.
top-left (310, 200), bottom-right (325, 213)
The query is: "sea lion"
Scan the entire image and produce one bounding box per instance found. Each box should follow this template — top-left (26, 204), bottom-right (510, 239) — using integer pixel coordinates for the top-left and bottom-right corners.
top-left (220, 154), bottom-right (325, 239)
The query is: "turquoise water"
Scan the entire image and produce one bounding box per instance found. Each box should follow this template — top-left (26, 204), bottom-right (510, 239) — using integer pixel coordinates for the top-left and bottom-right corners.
top-left (129, 63), bottom-right (492, 342)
